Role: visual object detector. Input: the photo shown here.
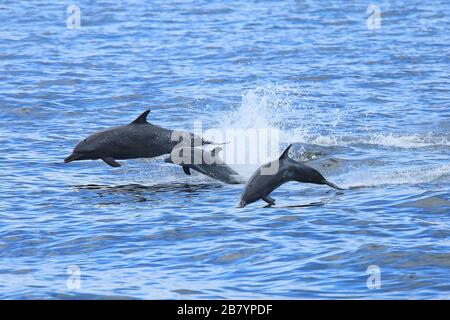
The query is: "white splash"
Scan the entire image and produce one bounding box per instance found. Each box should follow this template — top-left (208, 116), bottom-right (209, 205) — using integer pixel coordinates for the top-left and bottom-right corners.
top-left (210, 84), bottom-right (449, 150)
top-left (204, 84), bottom-right (305, 177)
top-left (204, 83), bottom-right (449, 183)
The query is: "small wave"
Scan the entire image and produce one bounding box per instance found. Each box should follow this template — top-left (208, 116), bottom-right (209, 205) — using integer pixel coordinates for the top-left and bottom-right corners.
top-left (362, 133), bottom-right (450, 149)
top-left (341, 164), bottom-right (450, 188)
top-left (295, 133), bottom-right (450, 149)
top-left (396, 196), bottom-right (450, 208)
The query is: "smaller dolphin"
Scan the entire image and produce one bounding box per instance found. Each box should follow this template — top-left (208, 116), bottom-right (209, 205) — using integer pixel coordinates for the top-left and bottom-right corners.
top-left (64, 110), bottom-right (218, 167)
top-left (164, 147), bottom-right (244, 184)
top-left (238, 144), bottom-right (343, 207)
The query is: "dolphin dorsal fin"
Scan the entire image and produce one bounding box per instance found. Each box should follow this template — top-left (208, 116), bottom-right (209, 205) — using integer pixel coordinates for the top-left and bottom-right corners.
top-left (131, 110), bottom-right (150, 124)
top-left (210, 147), bottom-right (222, 157)
top-left (279, 144), bottom-right (292, 160)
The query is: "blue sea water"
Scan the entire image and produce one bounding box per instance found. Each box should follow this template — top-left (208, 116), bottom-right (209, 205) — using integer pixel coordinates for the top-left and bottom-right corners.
top-left (0, 0), bottom-right (449, 299)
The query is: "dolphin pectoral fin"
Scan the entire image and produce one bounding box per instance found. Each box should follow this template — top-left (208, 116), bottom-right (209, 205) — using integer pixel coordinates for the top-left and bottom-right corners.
top-left (262, 195), bottom-right (276, 205)
top-left (102, 157), bottom-right (122, 167)
top-left (182, 165), bottom-right (191, 175)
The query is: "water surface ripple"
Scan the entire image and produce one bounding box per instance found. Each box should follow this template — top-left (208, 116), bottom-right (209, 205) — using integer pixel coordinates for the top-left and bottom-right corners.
top-left (0, 0), bottom-right (449, 299)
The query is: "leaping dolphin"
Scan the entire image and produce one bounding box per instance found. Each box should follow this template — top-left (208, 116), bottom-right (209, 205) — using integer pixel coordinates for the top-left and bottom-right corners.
top-left (64, 110), bottom-right (218, 167)
top-left (164, 146), bottom-right (244, 184)
top-left (238, 144), bottom-right (344, 207)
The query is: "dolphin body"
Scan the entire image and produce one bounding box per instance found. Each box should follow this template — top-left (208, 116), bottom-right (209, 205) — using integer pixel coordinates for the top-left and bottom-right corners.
top-left (64, 110), bottom-right (217, 167)
top-left (238, 144), bottom-right (344, 207)
top-left (164, 147), bottom-right (244, 184)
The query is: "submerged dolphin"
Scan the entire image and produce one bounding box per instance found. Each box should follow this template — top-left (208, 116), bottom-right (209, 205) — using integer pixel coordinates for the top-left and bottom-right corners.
top-left (238, 144), bottom-right (343, 207)
top-left (164, 146), bottom-right (244, 184)
top-left (64, 110), bottom-right (217, 167)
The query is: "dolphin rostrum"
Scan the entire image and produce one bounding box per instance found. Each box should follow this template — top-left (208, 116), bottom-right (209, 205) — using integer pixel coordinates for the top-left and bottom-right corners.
top-left (164, 146), bottom-right (244, 184)
top-left (64, 110), bottom-right (218, 167)
top-left (238, 144), bottom-right (344, 207)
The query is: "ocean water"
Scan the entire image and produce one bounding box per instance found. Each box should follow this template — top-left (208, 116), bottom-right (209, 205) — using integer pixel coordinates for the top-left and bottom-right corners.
top-left (0, 0), bottom-right (449, 299)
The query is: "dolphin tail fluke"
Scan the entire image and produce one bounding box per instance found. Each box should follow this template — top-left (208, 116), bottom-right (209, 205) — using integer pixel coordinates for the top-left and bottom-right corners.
top-left (324, 180), bottom-right (345, 190)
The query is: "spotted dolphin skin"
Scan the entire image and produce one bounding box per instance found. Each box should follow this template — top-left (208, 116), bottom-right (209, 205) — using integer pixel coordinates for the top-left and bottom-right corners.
top-left (238, 144), bottom-right (344, 207)
top-left (64, 110), bottom-right (216, 167)
top-left (164, 146), bottom-right (244, 184)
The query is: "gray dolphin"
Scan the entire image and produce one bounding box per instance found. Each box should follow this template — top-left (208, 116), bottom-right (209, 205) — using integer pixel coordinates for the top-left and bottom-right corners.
top-left (238, 144), bottom-right (344, 207)
top-left (164, 146), bottom-right (244, 184)
top-left (64, 110), bottom-right (217, 167)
